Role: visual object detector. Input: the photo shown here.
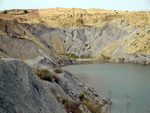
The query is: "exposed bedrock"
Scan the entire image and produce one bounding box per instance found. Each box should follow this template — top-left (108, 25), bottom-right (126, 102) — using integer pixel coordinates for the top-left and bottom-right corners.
top-left (0, 59), bottom-right (103, 113)
top-left (0, 59), bottom-right (66, 113)
top-left (0, 17), bottom-right (150, 64)
top-left (23, 21), bottom-right (139, 57)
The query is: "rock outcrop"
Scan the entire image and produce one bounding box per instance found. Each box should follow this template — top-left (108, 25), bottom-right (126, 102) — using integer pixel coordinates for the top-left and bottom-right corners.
top-left (0, 58), bottom-right (103, 113)
top-left (0, 59), bottom-right (66, 113)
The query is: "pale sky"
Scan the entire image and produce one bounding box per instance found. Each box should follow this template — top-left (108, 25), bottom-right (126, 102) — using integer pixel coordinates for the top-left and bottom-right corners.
top-left (0, 0), bottom-right (150, 11)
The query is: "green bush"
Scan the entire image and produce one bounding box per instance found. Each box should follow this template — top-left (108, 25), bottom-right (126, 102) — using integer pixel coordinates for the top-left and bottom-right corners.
top-left (139, 49), bottom-right (142, 52)
top-left (85, 44), bottom-right (88, 46)
top-left (62, 98), bottom-right (82, 113)
top-left (24, 10), bottom-right (28, 14)
top-left (34, 69), bottom-right (52, 82)
top-left (69, 53), bottom-right (79, 59)
top-left (3, 10), bottom-right (7, 14)
top-left (59, 53), bottom-right (79, 59)
top-left (101, 54), bottom-right (110, 60)
top-left (80, 54), bottom-right (91, 59)
top-left (54, 68), bottom-right (63, 73)
top-left (79, 93), bottom-right (85, 101)
top-left (69, 59), bottom-right (73, 63)
top-left (118, 57), bottom-right (125, 61)
top-left (134, 43), bottom-right (137, 46)
top-left (141, 34), bottom-right (145, 37)
top-left (147, 30), bottom-right (150, 33)
top-left (42, 74), bottom-right (52, 82)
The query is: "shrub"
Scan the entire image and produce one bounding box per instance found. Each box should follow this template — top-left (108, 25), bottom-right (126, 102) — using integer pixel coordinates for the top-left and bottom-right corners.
top-left (101, 54), bottom-right (110, 60)
top-left (85, 44), bottom-right (88, 47)
top-left (80, 54), bottom-right (91, 59)
top-left (52, 74), bottom-right (59, 83)
top-left (57, 59), bottom-right (63, 64)
top-left (143, 60), bottom-right (147, 64)
top-left (79, 93), bottom-right (85, 101)
top-left (34, 69), bottom-right (52, 82)
top-left (139, 49), bottom-right (142, 52)
top-left (147, 30), bottom-right (150, 33)
top-left (69, 59), bottom-right (72, 63)
top-left (62, 98), bottom-right (82, 113)
top-left (83, 101), bottom-right (102, 113)
top-left (3, 10), bottom-right (7, 14)
top-left (59, 53), bottom-right (79, 59)
top-left (79, 96), bottom-right (102, 113)
top-left (42, 74), bottom-right (52, 82)
top-left (118, 57), bottom-right (125, 61)
top-left (24, 10), bottom-right (28, 14)
top-left (54, 68), bottom-right (63, 73)
top-left (51, 87), bottom-right (62, 102)
top-left (134, 43), bottom-right (137, 46)
top-left (69, 53), bottom-right (79, 59)
top-left (141, 34), bottom-right (145, 37)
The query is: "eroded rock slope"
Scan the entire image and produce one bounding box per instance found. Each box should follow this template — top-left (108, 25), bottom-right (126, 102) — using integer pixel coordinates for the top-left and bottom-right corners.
top-left (0, 8), bottom-right (150, 64)
top-left (0, 59), bottom-right (66, 113)
top-left (0, 58), bottom-right (104, 113)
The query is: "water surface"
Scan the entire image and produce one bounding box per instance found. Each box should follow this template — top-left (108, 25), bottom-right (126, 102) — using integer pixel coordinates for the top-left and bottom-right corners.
top-left (62, 63), bottom-right (150, 113)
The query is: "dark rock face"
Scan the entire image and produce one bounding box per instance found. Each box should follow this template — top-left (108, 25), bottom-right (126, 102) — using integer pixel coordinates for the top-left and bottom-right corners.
top-left (0, 59), bottom-right (66, 113)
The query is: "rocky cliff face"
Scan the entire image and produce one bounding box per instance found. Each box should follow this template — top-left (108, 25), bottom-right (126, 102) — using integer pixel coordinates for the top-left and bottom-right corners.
top-left (0, 59), bottom-right (104, 113)
top-left (0, 59), bottom-right (66, 113)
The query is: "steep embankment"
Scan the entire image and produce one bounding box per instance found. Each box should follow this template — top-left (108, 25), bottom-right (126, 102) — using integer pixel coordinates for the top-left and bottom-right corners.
top-left (0, 59), bottom-right (66, 113)
top-left (0, 58), bottom-right (105, 113)
top-left (0, 8), bottom-right (150, 64)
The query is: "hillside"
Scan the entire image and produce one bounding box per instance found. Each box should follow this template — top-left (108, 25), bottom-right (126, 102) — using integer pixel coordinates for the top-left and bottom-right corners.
top-left (0, 8), bottom-right (150, 64)
top-left (1, 8), bottom-right (150, 28)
